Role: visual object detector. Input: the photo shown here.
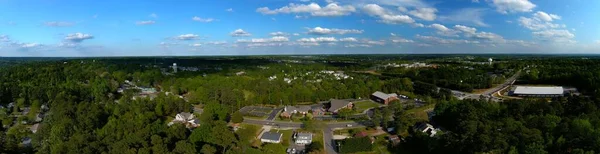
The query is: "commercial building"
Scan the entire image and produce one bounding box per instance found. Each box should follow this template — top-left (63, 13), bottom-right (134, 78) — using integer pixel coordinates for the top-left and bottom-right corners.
top-left (327, 99), bottom-right (353, 113)
top-left (261, 132), bottom-right (283, 143)
top-left (370, 91), bottom-right (398, 105)
top-left (510, 86), bottom-right (564, 97)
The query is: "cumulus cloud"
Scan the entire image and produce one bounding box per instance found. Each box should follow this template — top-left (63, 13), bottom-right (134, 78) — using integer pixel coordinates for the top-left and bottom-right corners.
top-left (206, 41), bottom-right (227, 45)
top-left (256, 3), bottom-right (356, 17)
top-left (416, 35), bottom-right (480, 44)
top-left (363, 4), bottom-right (415, 25)
top-left (293, 33), bottom-right (300, 36)
top-left (345, 44), bottom-right (372, 48)
top-left (492, 0), bottom-right (536, 14)
top-left (0, 35), bottom-right (10, 42)
top-left (44, 21), bottom-right (74, 27)
top-left (230, 29), bottom-right (252, 37)
top-left (65, 33), bottom-right (94, 43)
top-left (408, 8), bottom-right (437, 21)
top-left (149, 13), bottom-right (158, 18)
top-left (365, 40), bottom-right (386, 45)
top-left (392, 38), bottom-right (415, 43)
top-left (192, 17), bottom-right (215, 22)
top-left (307, 27), bottom-right (364, 35)
top-left (297, 37), bottom-right (338, 43)
top-left (390, 33), bottom-right (397, 36)
top-left (340, 37), bottom-right (358, 42)
top-left (454, 25), bottom-right (477, 34)
top-left (136, 20), bottom-right (156, 25)
top-left (175, 34), bottom-right (199, 40)
top-left (189, 43), bottom-right (202, 47)
top-left (21, 43), bottom-right (41, 48)
top-left (226, 8), bottom-right (234, 12)
top-left (533, 11), bottom-right (561, 22)
top-left (438, 8), bottom-right (488, 27)
top-left (533, 29), bottom-right (575, 43)
top-left (270, 32), bottom-right (289, 36)
top-left (452, 25), bottom-right (505, 43)
top-left (237, 36), bottom-right (290, 43)
top-left (428, 24), bottom-right (459, 37)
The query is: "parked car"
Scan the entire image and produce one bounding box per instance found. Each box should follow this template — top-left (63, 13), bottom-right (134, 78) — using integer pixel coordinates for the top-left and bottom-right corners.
top-left (347, 124), bottom-right (352, 127)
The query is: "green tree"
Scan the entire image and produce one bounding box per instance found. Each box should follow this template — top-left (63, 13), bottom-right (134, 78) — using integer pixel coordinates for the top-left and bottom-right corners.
top-left (172, 140), bottom-right (196, 154)
top-left (231, 112), bottom-right (244, 123)
top-left (201, 144), bottom-right (217, 154)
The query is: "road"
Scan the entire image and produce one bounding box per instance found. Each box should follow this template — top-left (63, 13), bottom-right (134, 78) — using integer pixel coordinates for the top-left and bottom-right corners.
top-left (243, 118), bottom-right (370, 154)
top-left (265, 107), bottom-right (283, 121)
top-left (481, 71), bottom-right (521, 96)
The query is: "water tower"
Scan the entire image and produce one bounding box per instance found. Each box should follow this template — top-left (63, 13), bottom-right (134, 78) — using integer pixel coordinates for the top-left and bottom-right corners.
top-left (173, 63), bottom-right (178, 73)
top-left (488, 58), bottom-right (493, 65)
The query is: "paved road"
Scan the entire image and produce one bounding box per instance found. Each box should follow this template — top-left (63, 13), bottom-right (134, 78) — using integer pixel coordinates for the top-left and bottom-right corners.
top-left (323, 127), bottom-right (336, 154)
top-left (265, 107), bottom-right (283, 121)
top-left (482, 71), bottom-right (521, 96)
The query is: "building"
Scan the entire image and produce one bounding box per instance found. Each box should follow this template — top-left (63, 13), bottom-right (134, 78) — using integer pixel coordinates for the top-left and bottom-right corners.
top-left (414, 122), bottom-right (438, 137)
top-left (173, 63), bottom-right (178, 73)
top-left (295, 132), bottom-right (313, 144)
top-left (261, 132), bottom-right (283, 143)
top-left (388, 135), bottom-right (402, 146)
top-left (281, 106), bottom-right (312, 118)
top-left (370, 91), bottom-right (399, 105)
top-left (327, 99), bottom-right (353, 113)
top-left (169, 112), bottom-right (200, 128)
top-left (510, 86), bottom-right (564, 97)
top-left (30, 123), bottom-right (40, 133)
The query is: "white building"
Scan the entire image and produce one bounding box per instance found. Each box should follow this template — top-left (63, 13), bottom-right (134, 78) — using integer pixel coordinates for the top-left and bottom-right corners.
top-left (415, 123), bottom-right (439, 137)
top-left (295, 132), bottom-right (313, 144)
top-left (510, 86), bottom-right (564, 97)
top-left (169, 112), bottom-right (200, 128)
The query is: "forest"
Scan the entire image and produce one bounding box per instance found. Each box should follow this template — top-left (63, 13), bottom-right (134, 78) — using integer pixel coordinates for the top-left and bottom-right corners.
top-left (1, 56), bottom-right (599, 154)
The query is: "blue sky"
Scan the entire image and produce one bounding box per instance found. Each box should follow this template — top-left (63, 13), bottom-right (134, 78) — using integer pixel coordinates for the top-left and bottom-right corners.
top-left (1, 0), bottom-right (600, 56)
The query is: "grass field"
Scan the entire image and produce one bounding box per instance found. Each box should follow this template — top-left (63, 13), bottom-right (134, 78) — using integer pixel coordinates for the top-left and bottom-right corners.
top-left (406, 103), bottom-right (435, 121)
top-left (353, 101), bottom-right (381, 113)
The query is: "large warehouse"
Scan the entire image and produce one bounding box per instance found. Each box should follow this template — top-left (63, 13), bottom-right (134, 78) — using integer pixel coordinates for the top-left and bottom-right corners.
top-left (510, 86), bottom-right (564, 97)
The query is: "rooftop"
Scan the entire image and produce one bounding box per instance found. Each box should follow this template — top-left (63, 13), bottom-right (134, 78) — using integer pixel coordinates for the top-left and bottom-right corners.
top-left (261, 132), bottom-right (283, 141)
top-left (372, 91), bottom-right (392, 100)
top-left (329, 99), bottom-right (352, 112)
top-left (513, 86), bottom-right (564, 95)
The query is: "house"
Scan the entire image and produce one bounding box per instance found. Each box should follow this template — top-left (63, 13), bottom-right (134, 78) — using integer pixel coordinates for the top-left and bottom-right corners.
top-left (295, 132), bottom-right (313, 144)
top-left (370, 91), bottom-right (399, 105)
top-left (30, 123), bottom-right (40, 133)
top-left (354, 131), bottom-right (375, 144)
top-left (170, 112), bottom-right (200, 128)
top-left (281, 106), bottom-right (312, 118)
top-left (388, 135), bottom-right (402, 146)
top-left (328, 99), bottom-right (353, 113)
top-left (414, 122), bottom-right (439, 137)
top-left (261, 132), bottom-right (283, 143)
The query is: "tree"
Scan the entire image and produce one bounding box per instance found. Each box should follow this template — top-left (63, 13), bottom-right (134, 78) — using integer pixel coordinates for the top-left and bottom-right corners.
top-left (172, 140), bottom-right (196, 154)
top-left (337, 108), bottom-right (354, 120)
top-left (307, 141), bottom-right (324, 152)
top-left (231, 112), bottom-right (244, 123)
top-left (201, 144), bottom-right (217, 154)
top-left (373, 109), bottom-right (382, 128)
top-left (209, 121), bottom-right (237, 153)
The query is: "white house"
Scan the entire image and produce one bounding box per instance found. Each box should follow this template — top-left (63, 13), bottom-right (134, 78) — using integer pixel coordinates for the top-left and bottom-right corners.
top-left (415, 123), bottom-right (439, 137)
top-left (295, 132), bottom-right (313, 144)
top-left (170, 112), bottom-right (200, 128)
top-left (261, 132), bottom-right (283, 143)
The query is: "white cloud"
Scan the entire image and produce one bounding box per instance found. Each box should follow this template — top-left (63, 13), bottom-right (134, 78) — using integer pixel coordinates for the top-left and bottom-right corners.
top-left (206, 41), bottom-right (227, 45)
top-left (596, 40), bottom-right (600, 44)
top-left (189, 43), bottom-right (202, 47)
top-left (226, 8), bottom-right (234, 12)
top-left (297, 37), bottom-right (338, 43)
top-left (192, 17), bottom-right (215, 22)
top-left (237, 36), bottom-right (290, 43)
top-left (293, 33), bottom-right (300, 36)
top-left (0, 35), bottom-right (10, 42)
top-left (149, 13), bottom-right (158, 18)
top-left (256, 3), bottom-right (356, 17)
top-left (21, 43), bottom-right (41, 48)
top-left (65, 33), bottom-right (94, 42)
top-left (230, 29), bottom-right (252, 37)
top-left (345, 44), bottom-right (372, 48)
top-left (136, 20), bottom-right (156, 25)
top-left (533, 11), bottom-right (561, 22)
top-left (492, 0), bottom-right (536, 14)
top-left (392, 38), bottom-right (415, 43)
top-left (44, 21), bottom-right (74, 27)
top-left (438, 8), bottom-right (488, 27)
top-left (364, 40), bottom-right (386, 45)
top-left (518, 16), bottom-right (563, 30)
top-left (175, 34), bottom-right (200, 40)
top-left (454, 25), bottom-right (477, 34)
top-left (408, 8), bottom-right (437, 21)
top-left (390, 33), bottom-right (397, 36)
top-left (428, 24), bottom-right (459, 37)
top-left (307, 27), bottom-right (364, 35)
top-left (398, 7), bottom-right (408, 12)
top-left (416, 35), bottom-right (480, 44)
top-left (270, 32), bottom-right (288, 36)
top-left (363, 4), bottom-right (415, 25)
top-left (340, 37), bottom-right (358, 42)
top-left (533, 29), bottom-right (575, 43)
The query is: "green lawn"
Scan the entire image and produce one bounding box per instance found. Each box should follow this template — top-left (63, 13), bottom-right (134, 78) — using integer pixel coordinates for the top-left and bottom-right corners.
top-left (270, 129), bottom-right (293, 146)
top-left (353, 101), bottom-right (381, 113)
top-left (243, 116), bottom-right (267, 120)
top-left (406, 103), bottom-right (436, 121)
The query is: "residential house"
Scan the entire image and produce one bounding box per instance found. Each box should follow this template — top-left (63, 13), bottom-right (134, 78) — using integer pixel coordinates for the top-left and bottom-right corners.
top-left (388, 135), bottom-right (402, 146)
top-left (327, 99), bottom-right (353, 113)
top-left (169, 112), bottom-right (200, 128)
top-left (30, 123), bottom-right (39, 133)
top-left (414, 122), bottom-right (439, 137)
top-left (280, 105), bottom-right (311, 118)
top-left (261, 132), bottom-right (283, 143)
top-left (370, 91), bottom-right (399, 105)
top-left (295, 132), bottom-right (313, 144)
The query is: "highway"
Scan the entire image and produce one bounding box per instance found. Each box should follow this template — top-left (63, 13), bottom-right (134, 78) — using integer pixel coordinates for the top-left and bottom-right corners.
top-left (482, 71), bottom-right (521, 96)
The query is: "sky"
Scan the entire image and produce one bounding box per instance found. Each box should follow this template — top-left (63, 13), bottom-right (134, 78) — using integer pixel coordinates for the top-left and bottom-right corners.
top-left (1, 0), bottom-right (600, 57)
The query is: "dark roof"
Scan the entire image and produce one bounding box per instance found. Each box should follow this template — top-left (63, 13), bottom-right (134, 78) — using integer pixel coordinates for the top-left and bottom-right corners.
top-left (329, 99), bottom-right (352, 112)
top-left (261, 132), bottom-right (282, 141)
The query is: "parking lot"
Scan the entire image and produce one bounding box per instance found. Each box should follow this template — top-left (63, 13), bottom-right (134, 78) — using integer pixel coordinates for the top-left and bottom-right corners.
top-left (239, 106), bottom-right (275, 117)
